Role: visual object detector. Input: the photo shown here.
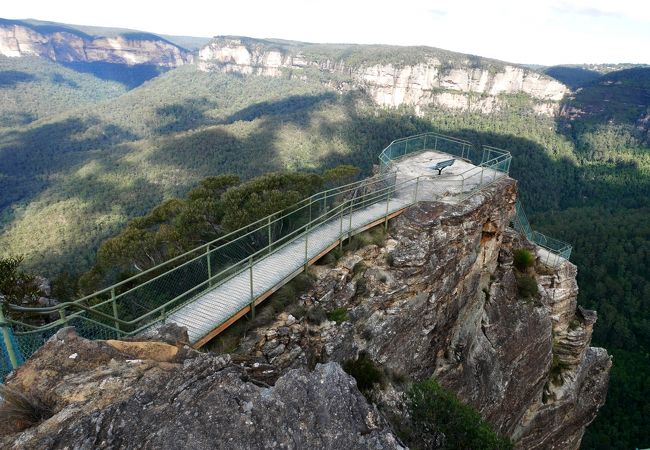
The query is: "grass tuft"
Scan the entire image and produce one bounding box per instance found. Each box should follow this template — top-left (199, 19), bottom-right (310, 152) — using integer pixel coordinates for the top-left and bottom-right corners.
top-left (0, 384), bottom-right (53, 430)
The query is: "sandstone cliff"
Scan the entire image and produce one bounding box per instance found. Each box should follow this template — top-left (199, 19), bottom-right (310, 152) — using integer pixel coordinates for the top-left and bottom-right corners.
top-left (0, 178), bottom-right (609, 449)
top-left (0, 20), bottom-right (190, 67)
top-left (234, 177), bottom-right (610, 449)
top-left (198, 37), bottom-right (569, 114)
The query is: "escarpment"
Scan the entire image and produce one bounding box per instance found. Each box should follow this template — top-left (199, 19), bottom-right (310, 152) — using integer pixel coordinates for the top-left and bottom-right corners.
top-left (0, 22), bottom-right (190, 66)
top-left (0, 178), bottom-right (609, 449)
top-left (198, 37), bottom-right (568, 114)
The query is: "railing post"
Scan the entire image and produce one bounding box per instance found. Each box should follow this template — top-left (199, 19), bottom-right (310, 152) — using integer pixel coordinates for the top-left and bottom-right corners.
top-left (413, 177), bottom-right (420, 204)
top-left (58, 307), bottom-right (69, 326)
top-left (304, 224), bottom-right (309, 271)
top-left (384, 185), bottom-right (391, 231)
top-left (0, 304), bottom-right (19, 370)
top-left (249, 256), bottom-right (255, 319)
top-left (348, 197), bottom-right (353, 235)
top-left (268, 215), bottom-right (272, 253)
top-left (111, 288), bottom-right (120, 332)
top-left (434, 136), bottom-right (438, 151)
top-left (479, 167), bottom-right (485, 186)
top-left (339, 205), bottom-right (344, 250)
top-left (206, 244), bottom-right (212, 287)
top-left (423, 134), bottom-right (428, 150)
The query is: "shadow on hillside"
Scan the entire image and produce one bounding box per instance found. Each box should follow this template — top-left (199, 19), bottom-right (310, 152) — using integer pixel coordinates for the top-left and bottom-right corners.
top-left (219, 93), bottom-right (337, 125)
top-left (543, 66), bottom-right (601, 90)
top-left (149, 92), bottom-right (342, 180)
top-left (0, 116), bottom-right (138, 210)
top-left (49, 73), bottom-right (79, 88)
top-left (62, 62), bottom-right (166, 89)
top-left (154, 97), bottom-right (216, 135)
top-left (0, 70), bottom-right (36, 87)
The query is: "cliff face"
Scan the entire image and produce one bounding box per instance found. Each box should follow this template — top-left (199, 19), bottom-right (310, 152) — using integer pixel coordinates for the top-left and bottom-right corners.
top-left (0, 23), bottom-right (190, 66)
top-left (198, 38), bottom-right (568, 114)
top-left (237, 178), bottom-right (610, 449)
top-left (0, 179), bottom-right (610, 448)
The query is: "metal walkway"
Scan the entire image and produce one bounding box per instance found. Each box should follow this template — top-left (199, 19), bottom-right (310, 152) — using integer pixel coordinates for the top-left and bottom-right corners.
top-left (167, 151), bottom-right (505, 345)
top-left (1, 133), bottom-right (572, 378)
top-left (168, 183), bottom-right (413, 345)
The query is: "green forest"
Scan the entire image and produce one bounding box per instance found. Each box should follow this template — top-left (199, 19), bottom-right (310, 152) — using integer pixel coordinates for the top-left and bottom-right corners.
top-left (1, 54), bottom-right (649, 448)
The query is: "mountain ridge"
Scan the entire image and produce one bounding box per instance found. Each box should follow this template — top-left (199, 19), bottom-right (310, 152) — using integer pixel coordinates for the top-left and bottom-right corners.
top-left (0, 18), bottom-right (191, 66)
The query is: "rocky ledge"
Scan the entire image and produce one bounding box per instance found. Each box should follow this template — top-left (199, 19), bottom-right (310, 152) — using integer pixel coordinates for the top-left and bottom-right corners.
top-left (0, 326), bottom-right (401, 449)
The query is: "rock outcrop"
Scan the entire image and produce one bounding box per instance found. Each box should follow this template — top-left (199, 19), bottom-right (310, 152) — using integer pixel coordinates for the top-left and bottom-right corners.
top-left (0, 21), bottom-right (190, 66)
top-left (198, 37), bottom-right (568, 114)
top-left (235, 178), bottom-right (611, 449)
top-left (0, 178), bottom-right (610, 449)
top-left (0, 326), bottom-right (402, 449)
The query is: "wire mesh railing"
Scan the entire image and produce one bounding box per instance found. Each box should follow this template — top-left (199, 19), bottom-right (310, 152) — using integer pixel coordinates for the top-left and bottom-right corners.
top-left (511, 200), bottom-right (572, 265)
top-left (0, 131), bottom-right (571, 379)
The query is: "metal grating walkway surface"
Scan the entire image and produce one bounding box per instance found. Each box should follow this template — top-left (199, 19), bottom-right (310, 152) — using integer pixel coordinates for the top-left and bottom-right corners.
top-left (167, 185), bottom-right (415, 344)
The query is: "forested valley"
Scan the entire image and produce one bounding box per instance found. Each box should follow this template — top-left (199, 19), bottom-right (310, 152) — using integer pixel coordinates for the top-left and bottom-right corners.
top-left (1, 54), bottom-right (649, 448)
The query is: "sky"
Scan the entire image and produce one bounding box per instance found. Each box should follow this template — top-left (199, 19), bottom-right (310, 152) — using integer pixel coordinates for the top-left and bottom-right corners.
top-left (3, 0), bottom-right (649, 65)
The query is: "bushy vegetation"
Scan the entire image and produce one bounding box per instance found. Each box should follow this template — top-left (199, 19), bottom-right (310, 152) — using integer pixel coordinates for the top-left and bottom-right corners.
top-left (513, 248), bottom-right (535, 272)
top-left (404, 379), bottom-right (513, 450)
top-left (78, 170), bottom-right (324, 293)
top-left (0, 384), bottom-right (53, 433)
top-left (516, 275), bottom-right (538, 300)
top-left (342, 352), bottom-right (384, 393)
top-left (326, 307), bottom-right (348, 324)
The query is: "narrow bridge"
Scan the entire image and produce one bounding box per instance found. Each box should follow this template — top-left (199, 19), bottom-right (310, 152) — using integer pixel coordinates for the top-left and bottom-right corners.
top-left (0, 133), bottom-right (572, 378)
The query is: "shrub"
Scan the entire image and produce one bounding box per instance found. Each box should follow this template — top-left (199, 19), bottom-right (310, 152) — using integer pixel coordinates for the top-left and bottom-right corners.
top-left (344, 227), bottom-right (387, 252)
top-left (306, 305), bottom-right (327, 324)
top-left (326, 307), bottom-right (348, 324)
top-left (0, 384), bottom-right (53, 432)
top-left (316, 247), bottom-right (342, 265)
top-left (352, 261), bottom-right (367, 276)
top-left (550, 354), bottom-right (571, 384)
top-left (405, 379), bottom-right (513, 450)
top-left (342, 352), bottom-right (384, 393)
top-left (516, 274), bottom-right (539, 299)
top-left (513, 248), bottom-right (535, 272)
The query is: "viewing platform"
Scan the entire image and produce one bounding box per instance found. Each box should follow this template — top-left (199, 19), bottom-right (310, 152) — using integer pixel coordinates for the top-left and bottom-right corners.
top-left (1, 132), bottom-right (571, 378)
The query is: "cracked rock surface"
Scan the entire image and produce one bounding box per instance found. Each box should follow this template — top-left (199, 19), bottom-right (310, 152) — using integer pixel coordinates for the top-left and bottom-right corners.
top-left (0, 326), bottom-right (402, 449)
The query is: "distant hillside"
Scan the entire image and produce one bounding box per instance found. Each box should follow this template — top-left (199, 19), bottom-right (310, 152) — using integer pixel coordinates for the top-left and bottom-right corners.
top-left (560, 67), bottom-right (650, 149)
top-left (12, 19), bottom-right (212, 51)
top-left (0, 18), bottom-right (191, 67)
top-left (543, 63), bottom-right (650, 90)
top-left (0, 56), bottom-right (127, 127)
top-left (198, 36), bottom-right (568, 114)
